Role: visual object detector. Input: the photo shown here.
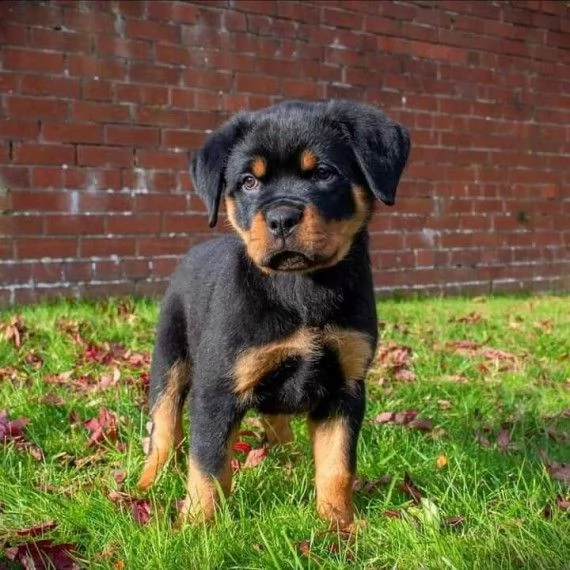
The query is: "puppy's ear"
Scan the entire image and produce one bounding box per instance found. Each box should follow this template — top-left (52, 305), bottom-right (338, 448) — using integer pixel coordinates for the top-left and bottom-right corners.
top-left (190, 112), bottom-right (253, 227)
top-left (327, 100), bottom-right (411, 205)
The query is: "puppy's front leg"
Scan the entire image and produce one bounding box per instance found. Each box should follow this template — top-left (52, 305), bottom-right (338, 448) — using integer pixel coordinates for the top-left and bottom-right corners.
top-left (308, 385), bottom-right (365, 531)
top-left (179, 384), bottom-right (242, 523)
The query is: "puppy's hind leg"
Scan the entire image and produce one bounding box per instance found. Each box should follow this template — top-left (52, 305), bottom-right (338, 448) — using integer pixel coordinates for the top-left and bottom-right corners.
top-left (138, 296), bottom-right (190, 491)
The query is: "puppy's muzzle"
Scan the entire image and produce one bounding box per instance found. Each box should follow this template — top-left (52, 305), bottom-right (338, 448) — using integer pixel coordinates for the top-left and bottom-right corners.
top-left (265, 204), bottom-right (304, 239)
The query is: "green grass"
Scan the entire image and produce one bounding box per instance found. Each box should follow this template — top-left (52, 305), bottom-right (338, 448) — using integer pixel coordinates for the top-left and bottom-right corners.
top-left (1, 295), bottom-right (569, 569)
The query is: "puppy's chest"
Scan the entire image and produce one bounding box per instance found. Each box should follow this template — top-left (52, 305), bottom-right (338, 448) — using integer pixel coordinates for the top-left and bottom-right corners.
top-left (232, 326), bottom-right (374, 414)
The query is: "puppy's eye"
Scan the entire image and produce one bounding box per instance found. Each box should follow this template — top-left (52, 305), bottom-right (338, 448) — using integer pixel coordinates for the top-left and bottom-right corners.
top-left (314, 166), bottom-right (335, 182)
top-left (242, 174), bottom-right (260, 192)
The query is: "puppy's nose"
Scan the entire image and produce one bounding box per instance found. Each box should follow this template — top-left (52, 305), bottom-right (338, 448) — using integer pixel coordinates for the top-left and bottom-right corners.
top-left (266, 206), bottom-right (303, 238)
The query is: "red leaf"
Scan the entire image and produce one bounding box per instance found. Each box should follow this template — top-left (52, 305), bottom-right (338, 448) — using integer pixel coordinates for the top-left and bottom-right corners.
top-left (15, 520), bottom-right (58, 537)
top-left (373, 412), bottom-right (394, 424)
top-left (297, 540), bottom-right (311, 557)
top-left (407, 418), bottom-right (433, 432)
top-left (233, 441), bottom-right (253, 454)
top-left (383, 510), bottom-right (402, 518)
top-left (0, 410), bottom-right (30, 441)
top-left (547, 463), bottom-right (570, 486)
top-left (496, 427), bottom-right (512, 452)
top-left (393, 369), bottom-right (417, 382)
top-left (5, 540), bottom-right (80, 570)
top-left (397, 473), bottom-right (422, 504)
top-left (83, 407), bottom-right (120, 447)
top-left (131, 500), bottom-right (152, 526)
top-left (393, 410), bottom-right (418, 425)
top-left (112, 470), bottom-right (126, 485)
top-left (243, 446), bottom-right (269, 468)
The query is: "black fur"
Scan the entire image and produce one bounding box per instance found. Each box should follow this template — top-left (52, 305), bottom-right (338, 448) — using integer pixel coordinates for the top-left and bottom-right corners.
top-left (147, 99), bottom-right (410, 514)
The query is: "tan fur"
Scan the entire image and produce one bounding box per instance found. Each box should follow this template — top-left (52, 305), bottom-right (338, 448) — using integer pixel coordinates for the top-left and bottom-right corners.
top-left (251, 156), bottom-right (267, 178)
top-left (233, 326), bottom-right (372, 401)
top-left (324, 327), bottom-right (374, 389)
top-left (309, 417), bottom-right (354, 530)
top-left (300, 149), bottom-right (317, 171)
top-left (296, 186), bottom-right (369, 269)
top-left (261, 414), bottom-right (294, 445)
top-left (137, 360), bottom-right (189, 491)
top-left (179, 428), bottom-right (238, 523)
top-left (234, 327), bottom-right (319, 399)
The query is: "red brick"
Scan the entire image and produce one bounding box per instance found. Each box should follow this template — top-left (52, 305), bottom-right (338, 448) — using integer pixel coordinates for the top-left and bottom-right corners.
top-left (105, 126), bottom-right (160, 147)
top-left (73, 101), bottom-right (131, 123)
top-left (77, 192), bottom-right (132, 212)
top-left (16, 238), bottom-right (78, 259)
top-left (133, 194), bottom-right (187, 212)
top-left (63, 8), bottom-right (116, 33)
top-left (42, 123), bottom-right (104, 144)
top-left (82, 80), bottom-right (114, 101)
top-left (77, 146), bottom-right (133, 167)
top-left (115, 84), bottom-right (170, 106)
top-left (3, 48), bottom-right (64, 73)
top-left (31, 167), bottom-right (63, 189)
top-left (0, 167), bottom-right (30, 190)
top-left (106, 214), bottom-right (161, 235)
top-left (162, 130), bottom-right (204, 148)
top-left (126, 19), bottom-right (180, 43)
top-left (6, 97), bottom-right (69, 120)
top-left (123, 258), bottom-right (151, 279)
top-left (13, 144), bottom-right (75, 166)
top-left (130, 63), bottom-right (181, 85)
top-left (0, 119), bottom-right (39, 140)
top-left (80, 238), bottom-right (136, 257)
top-left (30, 28), bottom-right (91, 53)
top-left (45, 214), bottom-right (105, 236)
top-left (235, 73), bottom-right (280, 94)
top-left (96, 36), bottom-right (153, 61)
top-left (0, 215), bottom-right (43, 236)
top-left (20, 75), bottom-right (80, 99)
top-left (135, 107), bottom-right (188, 128)
top-left (136, 150), bottom-right (188, 169)
top-left (10, 191), bottom-right (70, 212)
top-left (67, 55), bottom-right (126, 80)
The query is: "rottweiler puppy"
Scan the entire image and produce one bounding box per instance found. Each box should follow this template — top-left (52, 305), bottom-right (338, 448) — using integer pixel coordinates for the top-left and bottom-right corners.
top-left (137, 99), bottom-right (410, 530)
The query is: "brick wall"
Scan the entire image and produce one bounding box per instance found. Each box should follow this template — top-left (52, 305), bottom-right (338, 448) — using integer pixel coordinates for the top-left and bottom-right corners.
top-left (0, 0), bottom-right (569, 305)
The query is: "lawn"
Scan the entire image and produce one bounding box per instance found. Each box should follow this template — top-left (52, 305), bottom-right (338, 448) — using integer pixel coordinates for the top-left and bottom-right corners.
top-left (0, 295), bottom-right (569, 569)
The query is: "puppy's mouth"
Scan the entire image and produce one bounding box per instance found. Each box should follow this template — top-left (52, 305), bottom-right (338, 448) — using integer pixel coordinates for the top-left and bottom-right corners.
top-left (261, 249), bottom-right (336, 272)
top-left (265, 251), bottom-right (314, 272)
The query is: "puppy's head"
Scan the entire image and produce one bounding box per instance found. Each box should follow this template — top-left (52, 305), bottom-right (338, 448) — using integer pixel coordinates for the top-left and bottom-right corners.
top-left (191, 100), bottom-right (410, 273)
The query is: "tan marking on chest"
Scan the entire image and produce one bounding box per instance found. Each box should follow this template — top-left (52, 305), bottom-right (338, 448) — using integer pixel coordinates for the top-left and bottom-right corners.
top-left (233, 326), bottom-right (374, 398)
top-left (323, 327), bottom-right (374, 383)
top-left (234, 327), bottom-right (320, 395)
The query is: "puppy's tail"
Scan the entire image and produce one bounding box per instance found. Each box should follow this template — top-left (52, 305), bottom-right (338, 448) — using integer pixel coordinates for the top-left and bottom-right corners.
top-left (138, 296), bottom-right (191, 491)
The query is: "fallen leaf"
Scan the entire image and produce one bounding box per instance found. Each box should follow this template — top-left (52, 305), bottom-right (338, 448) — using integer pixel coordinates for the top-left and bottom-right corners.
top-left (407, 418), bottom-right (433, 432)
top-left (443, 515), bottom-right (465, 528)
top-left (4, 540), bottom-right (80, 570)
top-left (393, 368), bottom-right (417, 382)
top-left (547, 463), bottom-right (570, 486)
top-left (383, 510), bottom-right (402, 518)
top-left (2, 315), bottom-right (26, 348)
top-left (353, 474), bottom-right (392, 494)
top-left (297, 540), bottom-right (311, 557)
top-left (112, 470), bottom-right (126, 485)
top-left (131, 500), bottom-right (151, 525)
top-left (373, 412), bottom-right (394, 424)
top-left (84, 407), bottom-right (120, 447)
top-left (233, 441), bottom-right (252, 454)
top-left (397, 473), bottom-right (422, 504)
top-left (449, 312), bottom-right (483, 324)
top-left (556, 495), bottom-right (570, 511)
top-left (243, 446), bottom-right (269, 468)
top-left (496, 427), bottom-right (512, 452)
top-left (15, 520), bottom-right (58, 537)
top-left (436, 455), bottom-right (448, 469)
top-left (437, 399), bottom-right (453, 410)
top-left (107, 491), bottom-right (152, 525)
